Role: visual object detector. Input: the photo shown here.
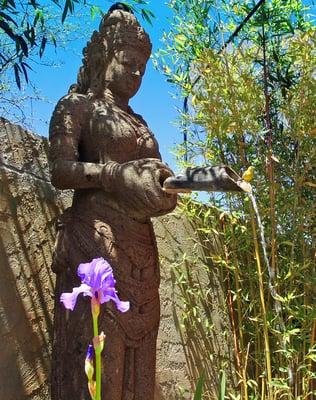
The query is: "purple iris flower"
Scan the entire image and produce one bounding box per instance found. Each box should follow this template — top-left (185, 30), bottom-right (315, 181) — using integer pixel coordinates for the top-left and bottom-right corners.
top-left (60, 257), bottom-right (130, 313)
top-left (86, 344), bottom-right (94, 362)
top-left (85, 344), bottom-right (94, 381)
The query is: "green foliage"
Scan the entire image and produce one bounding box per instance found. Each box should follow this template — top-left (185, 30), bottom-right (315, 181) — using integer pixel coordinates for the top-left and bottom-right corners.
top-left (159, 0), bottom-right (316, 398)
top-left (193, 370), bottom-right (206, 400)
top-left (0, 0), bottom-right (153, 88)
top-left (0, 7), bottom-right (89, 124)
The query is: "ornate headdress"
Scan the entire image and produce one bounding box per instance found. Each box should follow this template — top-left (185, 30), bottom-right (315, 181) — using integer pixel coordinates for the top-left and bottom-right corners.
top-left (72, 5), bottom-right (152, 96)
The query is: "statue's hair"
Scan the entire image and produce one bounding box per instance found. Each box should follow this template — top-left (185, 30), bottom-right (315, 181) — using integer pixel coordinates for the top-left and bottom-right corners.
top-left (71, 9), bottom-right (152, 96)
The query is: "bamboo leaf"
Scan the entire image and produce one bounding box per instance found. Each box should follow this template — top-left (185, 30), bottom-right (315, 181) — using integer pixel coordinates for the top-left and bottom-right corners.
top-left (141, 8), bottom-right (153, 25)
top-left (219, 370), bottom-right (226, 400)
top-left (39, 36), bottom-right (47, 58)
top-left (61, 0), bottom-right (68, 23)
top-left (193, 370), bottom-right (205, 400)
top-left (0, 11), bottom-right (18, 26)
top-left (0, 19), bottom-right (16, 40)
top-left (17, 35), bottom-right (28, 56)
top-left (13, 62), bottom-right (21, 89)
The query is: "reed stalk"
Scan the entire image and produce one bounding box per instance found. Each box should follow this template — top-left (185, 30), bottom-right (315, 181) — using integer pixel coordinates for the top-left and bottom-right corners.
top-left (224, 243), bottom-right (242, 371)
top-left (231, 227), bottom-right (248, 400)
top-left (307, 319), bottom-right (316, 399)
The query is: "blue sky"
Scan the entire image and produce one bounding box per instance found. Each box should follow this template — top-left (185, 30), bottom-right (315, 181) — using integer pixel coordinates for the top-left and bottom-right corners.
top-left (26, 1), bottom-right (182, 171)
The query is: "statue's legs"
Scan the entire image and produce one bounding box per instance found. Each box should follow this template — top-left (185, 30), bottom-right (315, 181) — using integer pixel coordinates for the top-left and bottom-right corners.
top-left (133, 332), bottom-right (157, 400)
top-left (52, 274), bottom-right (158, 400)
top-left (51, 211), bottom-right (160, 400)
top-left (51, 272), bottom-right (92, 400)
top-left (102, 318), bottom-right (126, 400)
top-left (103, 319), bottom-right (158, 400)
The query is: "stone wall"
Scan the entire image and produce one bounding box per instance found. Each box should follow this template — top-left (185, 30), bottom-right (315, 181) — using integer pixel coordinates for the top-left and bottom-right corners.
top-left (0, 119), bottom-right (234, 399)
top-left (154, 213), bottom-right (235, 399)
top-left (0, 118), bottom-right (70, 399)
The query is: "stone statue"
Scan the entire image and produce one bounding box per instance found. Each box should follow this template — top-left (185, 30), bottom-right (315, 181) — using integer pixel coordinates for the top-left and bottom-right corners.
top-left (49, 5), bottom-right (177, 400)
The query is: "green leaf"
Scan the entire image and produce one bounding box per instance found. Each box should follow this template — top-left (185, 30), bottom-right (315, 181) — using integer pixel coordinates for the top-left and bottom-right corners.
top-left (33, 9), bottom-right (44, 27)
top-left (90, 5), bottom-right (103, 20)
top-left (20, 62), bottom-right (29, 83)
top-left (28, 0), bottom-right (38, 9)
top-left (24, 24), bottom-right (36, 45)
top-left (0, 19), bottom-right (16, 40)
top-left (219, 370), bottom-right (226, 400)
top-left (39, 36), bottom-right (47, 57)
top-left (2, 0), bottom-right (15, 9)
top-left (121, 2), bottom-right (137, 12)
top-left (141, 8), bottom-right (153, 25)
top-left (17, 35), bottom-right (28, 56)
top-left (13, 63), bottom-right (21, 89)
top-left (145, 8), bottom-right (155, 18)
top-left (50, 33), bottom-right (57, 47)
top-left (193, 370), bottom-right (205, 400)
top-left (0, 11), bottom-right (18, 26)
top-left (61, 0), bottom-right (75, 23)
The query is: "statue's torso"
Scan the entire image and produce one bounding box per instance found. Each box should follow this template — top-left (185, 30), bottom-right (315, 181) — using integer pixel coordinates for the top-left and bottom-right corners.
top-left (72, 97), bottom-right (162, 218)
top-left (80, 99), bottom-right (160, 163)
top-left (52, 97), bottom-right (162, 340)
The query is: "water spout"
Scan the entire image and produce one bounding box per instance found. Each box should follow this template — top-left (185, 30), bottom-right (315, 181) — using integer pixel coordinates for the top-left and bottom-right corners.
top-left (163, 165), bottom-right (252, 194)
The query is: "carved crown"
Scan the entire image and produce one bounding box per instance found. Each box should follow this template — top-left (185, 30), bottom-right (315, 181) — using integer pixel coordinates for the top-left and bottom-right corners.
top-left (73, 9), bottom-right (152, 95)
top-left (99, 9), bottom-right (152, 56)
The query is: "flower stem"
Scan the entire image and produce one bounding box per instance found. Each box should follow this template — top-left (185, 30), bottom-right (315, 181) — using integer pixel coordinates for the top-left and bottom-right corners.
top-left (93, 314), bottom-right (98, 337)
top-left (92, 315), bottom-right (101, 400)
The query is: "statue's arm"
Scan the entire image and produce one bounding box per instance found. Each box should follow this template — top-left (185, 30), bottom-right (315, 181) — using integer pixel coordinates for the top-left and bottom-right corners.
top-left (49, 94), bottom-right (177, 215)
top-left (49, 94), bottom-right (106, 190)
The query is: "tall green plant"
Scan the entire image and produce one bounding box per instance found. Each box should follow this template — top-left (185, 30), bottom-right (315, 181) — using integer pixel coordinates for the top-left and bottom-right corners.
top-left (158, 0), bottom-right (316, 398)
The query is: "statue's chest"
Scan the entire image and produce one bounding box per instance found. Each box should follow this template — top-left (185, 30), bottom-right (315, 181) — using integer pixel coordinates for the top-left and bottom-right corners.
top-left (85, 103), bottom-right (160, 163)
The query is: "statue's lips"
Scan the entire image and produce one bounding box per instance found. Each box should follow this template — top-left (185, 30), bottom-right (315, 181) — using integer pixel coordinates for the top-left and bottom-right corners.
top-left (162, 166), bottom-right (252, 193)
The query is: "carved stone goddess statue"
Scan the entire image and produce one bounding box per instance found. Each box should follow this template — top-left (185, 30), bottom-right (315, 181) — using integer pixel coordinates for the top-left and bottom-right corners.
top-left (49, 5), bottom-right (177, 400)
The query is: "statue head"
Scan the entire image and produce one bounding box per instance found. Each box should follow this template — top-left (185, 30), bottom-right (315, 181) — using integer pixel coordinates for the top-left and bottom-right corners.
top-left (73, 4), bottom-right (152, 98)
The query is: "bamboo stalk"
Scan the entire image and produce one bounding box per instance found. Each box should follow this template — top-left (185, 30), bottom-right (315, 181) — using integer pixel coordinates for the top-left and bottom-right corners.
top-left (261, 18), bottom-right (294, 393)
top-left (307, 319), bottom-right (316, 400)
top-left (224, 242), bottom-right (242, 371)
top-left (231, 227), bottom-right (248, 400)
top-left (262, 376), bottom-right (266, 400)
top-left (262, 16), bottom-right (278, 281)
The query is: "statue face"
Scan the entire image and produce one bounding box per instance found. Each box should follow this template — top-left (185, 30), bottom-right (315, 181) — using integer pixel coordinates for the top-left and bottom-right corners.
top-left (105, 47), bottom-right (148, 99)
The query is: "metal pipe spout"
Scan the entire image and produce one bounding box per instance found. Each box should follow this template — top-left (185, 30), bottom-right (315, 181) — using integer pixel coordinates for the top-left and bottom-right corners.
top-left (163, 165), bottom-right (252, 194)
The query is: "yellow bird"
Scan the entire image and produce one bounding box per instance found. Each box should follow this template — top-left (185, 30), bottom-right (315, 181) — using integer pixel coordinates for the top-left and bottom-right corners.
top-left (242, 166), bottom-right (254, 182)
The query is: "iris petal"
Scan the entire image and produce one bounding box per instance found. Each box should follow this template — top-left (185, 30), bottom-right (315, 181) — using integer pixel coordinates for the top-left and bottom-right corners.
top-left (113, 297), bottom-right (130, 313)
top-left (60, 284), bottom-right (91, 310)
top-left (100, 288), bottom-right (130, 313)
top-left (94, 258), bottom-right (113, 289)
top-left (78, 258), bottom-right (113, 290)
top-left (77, 258), bottom-right (100, 286)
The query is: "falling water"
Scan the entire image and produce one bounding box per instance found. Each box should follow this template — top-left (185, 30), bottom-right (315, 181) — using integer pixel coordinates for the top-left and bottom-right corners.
top-left (248, 192), bottom-right (276, 294)
top-left (248, 191), bottom-right (294, 386)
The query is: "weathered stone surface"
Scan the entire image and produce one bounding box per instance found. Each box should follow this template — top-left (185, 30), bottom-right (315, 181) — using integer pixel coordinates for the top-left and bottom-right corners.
top-left (0, 118), bottom-right (71, 400)
top-left (154, 212), bottom-right (235, 399)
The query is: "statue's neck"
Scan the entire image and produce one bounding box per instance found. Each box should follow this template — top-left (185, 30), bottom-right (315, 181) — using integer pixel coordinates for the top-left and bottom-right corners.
top-left (103, 89), bottom-right (129, 112)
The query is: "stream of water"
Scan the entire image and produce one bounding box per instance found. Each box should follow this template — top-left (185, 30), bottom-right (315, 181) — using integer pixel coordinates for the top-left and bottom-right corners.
top-left (248, 192), bottom-right (276, 292)
top-left (248, 191), bottom-right (293, 386)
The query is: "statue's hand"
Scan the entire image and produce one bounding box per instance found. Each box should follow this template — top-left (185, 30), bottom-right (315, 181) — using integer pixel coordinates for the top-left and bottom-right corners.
top-left (101, 158), bottom-right (177, 216)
